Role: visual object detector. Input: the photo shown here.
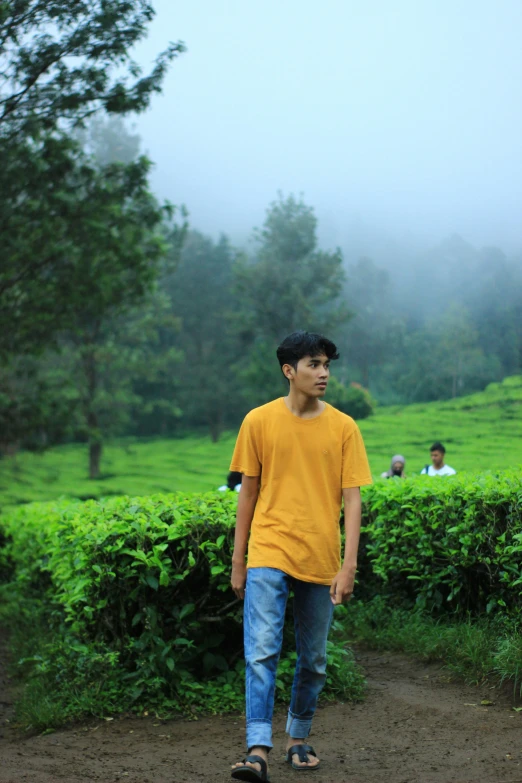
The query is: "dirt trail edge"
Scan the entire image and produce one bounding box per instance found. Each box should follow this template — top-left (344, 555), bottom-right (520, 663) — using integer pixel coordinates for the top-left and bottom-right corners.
top-left (1, 642), bottom-right (522, 783)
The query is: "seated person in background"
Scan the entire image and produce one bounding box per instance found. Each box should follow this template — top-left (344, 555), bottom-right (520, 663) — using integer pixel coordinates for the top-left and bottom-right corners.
top-left (218, 471), bottom-right (243, 492)
top-left (381, 454), bottom-right (406, 478)
top-left (421, 442), bottom-right (456, 476)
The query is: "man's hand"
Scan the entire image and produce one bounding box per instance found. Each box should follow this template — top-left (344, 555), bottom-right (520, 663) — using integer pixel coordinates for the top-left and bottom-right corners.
top-left (333, 487), bottom-right (362, 606)
top-left (231, 560), bottom-right (247, 600)
top-left (329, 568), bottom-right (356, 605)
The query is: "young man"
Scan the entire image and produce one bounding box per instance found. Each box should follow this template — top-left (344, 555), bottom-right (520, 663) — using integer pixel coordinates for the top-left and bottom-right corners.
top-left (229, 331), bottom-right (372, 782)
top-left (421, 442), bottom-right (456, 476)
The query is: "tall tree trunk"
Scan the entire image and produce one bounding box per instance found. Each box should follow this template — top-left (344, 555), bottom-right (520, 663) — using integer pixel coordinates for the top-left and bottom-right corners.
top-left (89, 438), bottom-right (102, 480)
top-left (83, 341), bottom-right (103, 479)
top-left (208, 405), bottom-right (223, 443)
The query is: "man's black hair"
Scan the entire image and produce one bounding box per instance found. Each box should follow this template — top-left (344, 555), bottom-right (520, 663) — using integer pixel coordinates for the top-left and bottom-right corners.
top-left (276, 331), bottom-right (340, 372)
top-left (430, 441), bottom-right (446, 454)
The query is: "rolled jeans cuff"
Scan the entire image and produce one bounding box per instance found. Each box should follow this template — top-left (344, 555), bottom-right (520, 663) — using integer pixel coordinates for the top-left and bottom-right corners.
top-left (246, 720), bottom-right (273, 751)
top-left (286, 712), bottom-right (312, 738)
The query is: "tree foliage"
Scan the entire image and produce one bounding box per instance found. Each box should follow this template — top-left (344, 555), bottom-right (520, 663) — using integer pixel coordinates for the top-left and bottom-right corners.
top-left (337, 240), bottom-right (522, 405)
top-left (340, 257), bottom-right (398, 388)
top-left (234, 195), bottom-right (347, 342)
top-left (233, 194), bottom-right (349, 404)
top-left (0, 0), bottom-right (184, 355)
top-left (164, 231), bottom-right (238, 441)
top-left (0, 0), bottom-right (184, 139)
top-left (0, 110), bottom-right (186, 474)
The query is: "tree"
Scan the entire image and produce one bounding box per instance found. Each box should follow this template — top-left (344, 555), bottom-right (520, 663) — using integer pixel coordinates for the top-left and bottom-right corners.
top-left (389, 304), bottom-right (499, 403)
top-left (0, 354), bottom-right (76, 456)
top-left (0, 1), bottom-right (184, 355)
top-left (435, 304), bottom-right (499, 399)
top-left (0, 114), bottom-right (186, 475)
top-left (0, 139), bottom-right (174, 354)
top-left (77, 115), bottom-right (142, 167)
top-left (339, 257), bottom-right (400, 389)
top-left (233, 194), bottom-right (349, 405)
top-left (0, 1), bottom-right (183, 139)
top-left (466, 248), bottom-right (522, 378)
top-left (43, 162), bottom-right (182, 478)
top-left (50, 118), bottom-right (185, 478)
top-left (54, 286), bottom-right (183, 478)
top-left (235, 195), bottom-right (347, 341)
top-left (165, 231), bottom-right (239, 441)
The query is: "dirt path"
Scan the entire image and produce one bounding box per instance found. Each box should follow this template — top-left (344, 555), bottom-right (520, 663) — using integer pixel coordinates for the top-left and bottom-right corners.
top-left (1, 640), bottom-right (522, 783)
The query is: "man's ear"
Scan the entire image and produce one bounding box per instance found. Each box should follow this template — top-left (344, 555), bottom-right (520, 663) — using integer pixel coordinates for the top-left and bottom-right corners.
top-left (282, 363), bottom-right (294, 381)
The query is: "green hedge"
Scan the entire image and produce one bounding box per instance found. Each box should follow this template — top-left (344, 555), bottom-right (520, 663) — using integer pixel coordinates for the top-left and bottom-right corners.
top-left (3, 470), bottom-right (521, 726)
top-left (359, 470), bottom-right (522, 614)
top-left (0, 492), bottom-right (363, 724)
top-left (1, 493), bottom-right (242, 709)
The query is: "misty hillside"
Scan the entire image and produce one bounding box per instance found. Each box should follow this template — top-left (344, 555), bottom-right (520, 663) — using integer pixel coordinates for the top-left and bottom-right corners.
top-left (359, 375), bottom-right (522, 475)
top-left (339, 233), bottom-right (522, 406)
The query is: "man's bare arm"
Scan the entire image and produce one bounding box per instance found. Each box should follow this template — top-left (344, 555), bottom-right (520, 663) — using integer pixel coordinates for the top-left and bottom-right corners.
top-left (230, 474), bottom-right (260, 599)
top-left (329, 486), bottom-right (362, 605)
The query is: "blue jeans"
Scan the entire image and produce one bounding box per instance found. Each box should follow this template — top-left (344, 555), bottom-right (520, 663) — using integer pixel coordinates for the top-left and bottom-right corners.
top-left (243, 567), bottom-right (334, 750)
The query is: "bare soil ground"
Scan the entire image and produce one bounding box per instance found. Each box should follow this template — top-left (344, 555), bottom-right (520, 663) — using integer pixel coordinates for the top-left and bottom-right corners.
top-left (1, 634), bottom-right (522, 783)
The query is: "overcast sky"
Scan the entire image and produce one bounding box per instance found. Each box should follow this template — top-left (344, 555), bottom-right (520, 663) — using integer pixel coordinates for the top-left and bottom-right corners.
top-left (134, 1), bottom-right (522, 256)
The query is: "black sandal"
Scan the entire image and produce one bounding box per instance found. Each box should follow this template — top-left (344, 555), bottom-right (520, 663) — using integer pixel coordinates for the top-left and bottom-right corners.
top-left (285, 743), bottom-right (321, 771)
top-left (231, 754), bottom-right (270, 782)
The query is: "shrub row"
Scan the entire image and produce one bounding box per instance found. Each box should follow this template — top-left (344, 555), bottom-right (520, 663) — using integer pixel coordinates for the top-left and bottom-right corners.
top-left (2, 470), bottom-right (521, 724)
top-left (0, 491), bottom-right (362, 722)
top-left (359, 470), bottom-right (522, 614)
top-left (1, 493), bottom-right (242, 712)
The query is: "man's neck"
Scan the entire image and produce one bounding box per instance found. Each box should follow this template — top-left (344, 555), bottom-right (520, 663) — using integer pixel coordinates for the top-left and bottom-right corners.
top-left (284, 389), bottom-right (325, 419)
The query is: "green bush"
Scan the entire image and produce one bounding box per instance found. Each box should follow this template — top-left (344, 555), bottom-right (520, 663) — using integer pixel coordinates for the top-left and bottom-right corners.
top-left (1, 493), bottom-right (241, 709)
top-left (0, 491), bottom-right (363, 725)
top-left (6, 467), bottom-right (521, 726)
top-left (359, 470), bottom-right (522, 614)
top-left (327, 378), bottom-right (375, 419)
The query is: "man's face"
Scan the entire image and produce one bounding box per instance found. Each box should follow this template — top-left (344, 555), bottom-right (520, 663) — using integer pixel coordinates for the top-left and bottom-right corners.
top-left (284, 353), bottom-right (330, 397)
top-left (430, 449), bottom-right (444, 469)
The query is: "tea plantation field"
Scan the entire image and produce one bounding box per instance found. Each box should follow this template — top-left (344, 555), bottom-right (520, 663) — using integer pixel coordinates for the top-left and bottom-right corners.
top-left (1, 375), bottom-right (520, 507)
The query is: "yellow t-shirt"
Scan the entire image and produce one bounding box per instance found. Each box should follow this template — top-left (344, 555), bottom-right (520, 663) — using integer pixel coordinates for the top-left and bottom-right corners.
top-left (230, 398), bottom-right (373, 585)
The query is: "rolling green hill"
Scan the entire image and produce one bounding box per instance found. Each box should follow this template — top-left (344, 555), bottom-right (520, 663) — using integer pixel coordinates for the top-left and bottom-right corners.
top-left (1, 376), bottom-right (520, 507)
top-left (359, 374), bottom-right (522, 475)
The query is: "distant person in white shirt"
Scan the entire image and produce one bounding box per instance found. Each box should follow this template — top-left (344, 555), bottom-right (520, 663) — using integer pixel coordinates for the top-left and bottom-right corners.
top-left (421, 442), bottom-right (456, 476)
top-left (218, 471), bottom-right (242, 492)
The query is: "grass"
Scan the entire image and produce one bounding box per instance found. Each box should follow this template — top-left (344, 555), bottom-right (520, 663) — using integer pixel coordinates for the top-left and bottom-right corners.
top-left (343, 597), bottom-right (522, 694)
top-left (5, 612), bottom-right (132, 731)
top-left (0, 375), bottom-right (521, 507)
top-left (0, 434), bottom-right (237, 507)
top-left (359, 374), bottom-right (522, 475)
